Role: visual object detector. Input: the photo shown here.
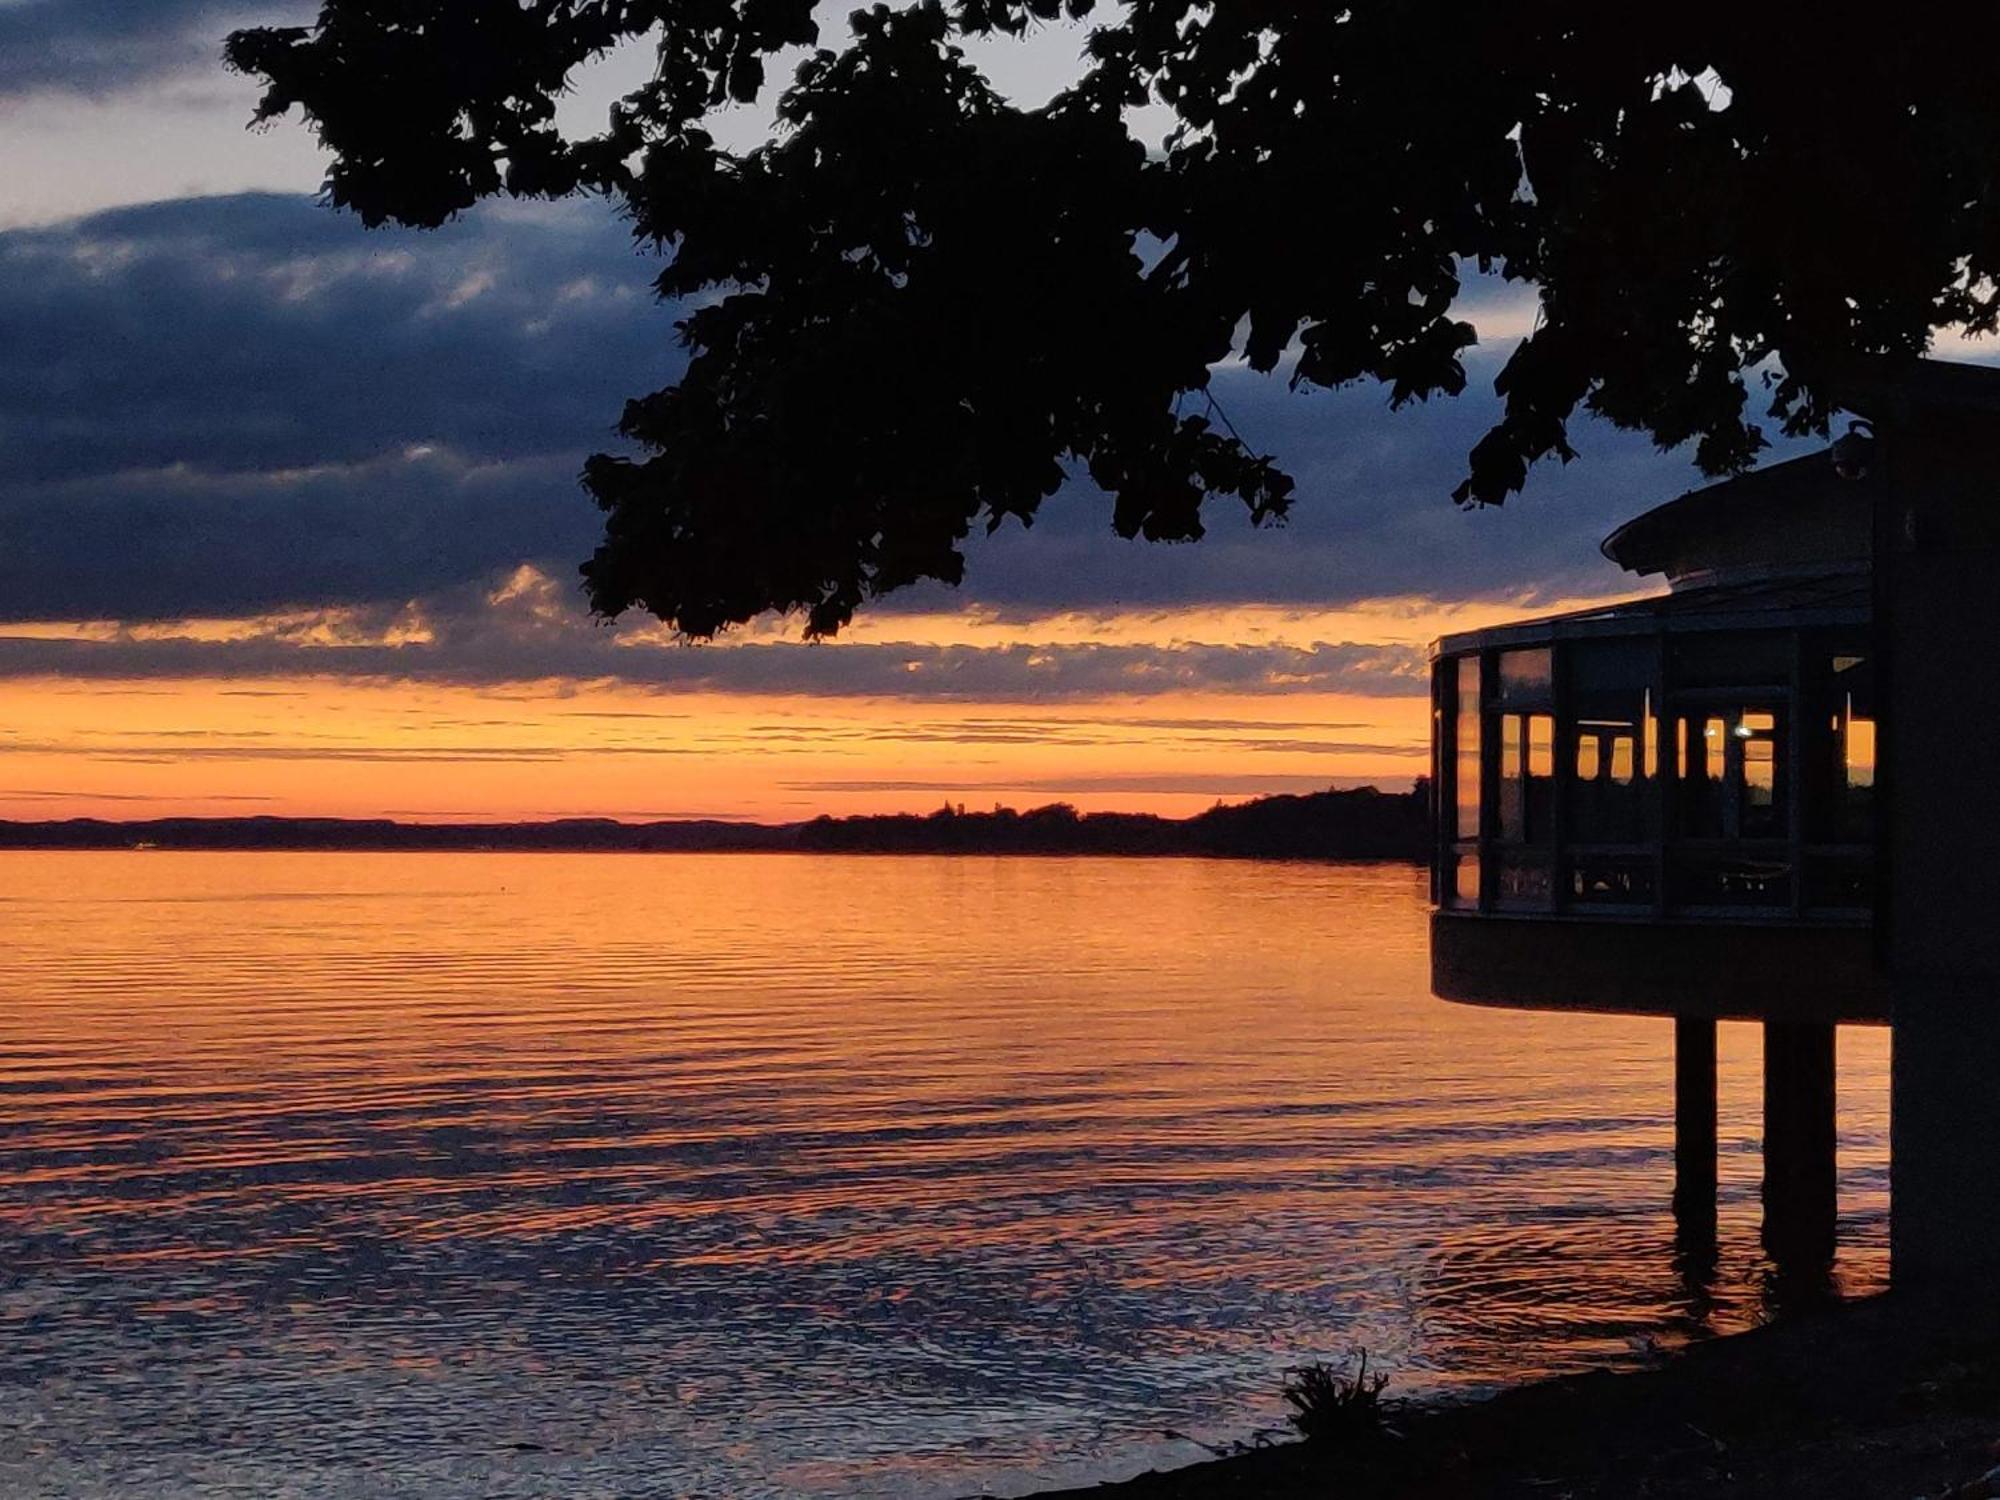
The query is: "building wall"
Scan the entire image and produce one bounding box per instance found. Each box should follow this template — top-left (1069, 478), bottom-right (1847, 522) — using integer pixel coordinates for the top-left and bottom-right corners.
top-left (1885, 411), bottom-right (2000, 1280)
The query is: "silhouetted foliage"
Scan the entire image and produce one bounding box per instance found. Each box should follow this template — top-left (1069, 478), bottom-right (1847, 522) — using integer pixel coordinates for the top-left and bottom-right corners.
top-left (1282, 1350), bottom-right (1393, 1445)
top-left (228, 5), bottom-right (2000, 635)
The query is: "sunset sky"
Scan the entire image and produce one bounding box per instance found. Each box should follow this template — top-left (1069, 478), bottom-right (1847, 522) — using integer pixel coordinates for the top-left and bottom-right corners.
top-left (0, 1), bottom-right (1918, 823)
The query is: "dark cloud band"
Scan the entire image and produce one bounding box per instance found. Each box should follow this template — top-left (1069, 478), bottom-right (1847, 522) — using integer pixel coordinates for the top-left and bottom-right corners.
top-left (0, 1), bottom-right (311, 99)
top-left (0, 191), bottom-right (1784, 657)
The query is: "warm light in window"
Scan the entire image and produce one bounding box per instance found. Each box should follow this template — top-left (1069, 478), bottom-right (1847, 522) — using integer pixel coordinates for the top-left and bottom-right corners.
top-left (1702, 719), bottom-right (1725, 776)
top-left (1454, 853), bottom-right (1481, 905)
top-left (1610, 737), bottom-right (1635, 785)
top-left (1846, 693), bottom-right (1877, 789)
top-left (1528, 715), bottom-right (1553, 778)
top-left (1744, 738), bottom-right (1776, 804)
top-left (1455, 658), bottom-right (1481, 839)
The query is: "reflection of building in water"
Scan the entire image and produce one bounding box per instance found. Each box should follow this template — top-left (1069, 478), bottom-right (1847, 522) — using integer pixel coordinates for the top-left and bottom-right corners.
top-left (1429, 359), bottom-right (2000, 1282)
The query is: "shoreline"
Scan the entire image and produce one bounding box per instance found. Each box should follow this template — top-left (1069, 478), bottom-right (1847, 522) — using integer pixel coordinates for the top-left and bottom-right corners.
top-left (1037, 1292), bottom-right (2000, 1499)
top-left (0, 786), bottom-right (1430, 860)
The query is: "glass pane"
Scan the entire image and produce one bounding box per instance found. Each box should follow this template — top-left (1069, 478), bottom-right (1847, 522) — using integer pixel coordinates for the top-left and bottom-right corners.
top-left (1677, 714), bottom-right (1727, 837)
top-left (1570, 636), bottom-right (1653, 695)
top-left (1743, 738), bottom-right (1775, 805)
top-left (1566, 639), bottom-right (1657, 845)
top-left (1805, 648), bottom-right (1875, 842)
top-left (1573, 721), bottom-right (1647, 842)
top-left (1806, 853), bottom-right (1873, 911)
top-left (1494, 850), bottom-right (1552, 910)
top-left (1670, 631), bottom-right (1792, 688)
top-left (1841, 679), bottom-right (1877, 839)
top-left (1454, 658), bottom-right (1481, 840)
top-left (1678, 706), bottom-right (1786, 839)
top-left (1609, 736), bottom-right (1635, 785)
top-left (1527, 714), bottom-right (1553, 777)
top-left (1498, 712), bottom-right (1554, 843)
top-left (1846, 708), bottom-right (1877, 790)
top-left (1496, 647), bottom-right (1553, 705)
top-left (1571, 853), bottom-right (1657, 906)
top-left (1499, 713), bottom-right (1525, 840)
top-left (1452, 852), bottom-right (1481, 906)
top-left (1736, 710), bottom-right (1785, 838)
top-left (1671, 850), bottom-right (1794, 908)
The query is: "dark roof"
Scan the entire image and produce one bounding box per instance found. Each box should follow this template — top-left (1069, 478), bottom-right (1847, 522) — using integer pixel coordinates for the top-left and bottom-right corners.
top-left (1832, 355), bottom-right (2000, 418)
top-left (1433, 569), bottom-right (1868, 657)
top-left (1603, 358), bottom-right (2000, 579)
top-left (1600, 451), bottom-right (1837, 573)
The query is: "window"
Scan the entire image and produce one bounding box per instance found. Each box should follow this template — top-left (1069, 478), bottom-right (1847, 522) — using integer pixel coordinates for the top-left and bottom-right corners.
top-left (1567, 639), bottom-right (1657, 845)
top-left (1736, 710), bottom-right (1784, 839)
top-left (1675, 705), bottom-right (1786, 840)
top-left (1571, 853), bottom-right (1657, 905)
top-left (1669, 699), bottom-right (1791, 909)
top-left (1446, 655), bottom-right (1482, 909)
top-left (1495, 848), bottom-right (1553, 908)
top-left (1454, 657), bottom-right (1481, 841)
top-left (1497, 712), bottom-right (1554, 843)
top-left (1804, 648), bottom-right (1876, 845)
top-left (1452, 852), bottom-right (1481, 905)
top-left (1497, 647), bottom-right (1553, 703)
top-left (1670, 631), bottom-right (1791, 688)
top-left (1433, 626), bottom-right (1872, 925)
top-left (1671, 850), bottom-right (1795, 908)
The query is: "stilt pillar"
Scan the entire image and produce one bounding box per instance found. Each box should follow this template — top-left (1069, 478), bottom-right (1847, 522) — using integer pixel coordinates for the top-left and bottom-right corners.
top-left (1762, 1020), bottom-right (1837, 1265)
top-left (1673, 1015), bottom-right (1718, 1241)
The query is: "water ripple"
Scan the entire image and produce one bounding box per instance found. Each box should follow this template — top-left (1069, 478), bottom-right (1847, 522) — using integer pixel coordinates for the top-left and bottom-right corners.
top-left (0, 852), bottom-right (1889, 1498)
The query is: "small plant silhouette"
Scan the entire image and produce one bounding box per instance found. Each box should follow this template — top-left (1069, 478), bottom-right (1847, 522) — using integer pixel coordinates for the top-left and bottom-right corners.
top-left (1281, 1349), bottom-right (1392, 1444)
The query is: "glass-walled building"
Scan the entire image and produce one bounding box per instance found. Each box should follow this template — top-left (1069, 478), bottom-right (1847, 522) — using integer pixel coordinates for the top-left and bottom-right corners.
top-left (1434, 577), bottom-right (1874, 920)
top-left (1430, 451), bottom-right (1885, 1021)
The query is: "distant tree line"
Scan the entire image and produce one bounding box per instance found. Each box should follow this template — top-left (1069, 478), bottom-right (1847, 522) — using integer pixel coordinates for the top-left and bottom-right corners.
top-left (796, 784), bottom-right (1429, 860)
top-left (0, 785), bottom-right (1428, 861)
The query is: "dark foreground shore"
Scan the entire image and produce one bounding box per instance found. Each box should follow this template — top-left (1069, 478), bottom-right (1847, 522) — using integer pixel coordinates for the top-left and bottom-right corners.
top-left (1042, 1292), bottom-right (2000, 1500)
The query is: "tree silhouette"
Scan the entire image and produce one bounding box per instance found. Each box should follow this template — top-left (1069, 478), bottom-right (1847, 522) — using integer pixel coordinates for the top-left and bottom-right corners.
top-left (228, 4), bottom-right (2000, 636)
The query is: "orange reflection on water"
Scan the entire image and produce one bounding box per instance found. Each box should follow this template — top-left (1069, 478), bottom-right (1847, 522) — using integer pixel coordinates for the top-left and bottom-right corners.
top-left (0, 853), bottom-right (1889, 1497)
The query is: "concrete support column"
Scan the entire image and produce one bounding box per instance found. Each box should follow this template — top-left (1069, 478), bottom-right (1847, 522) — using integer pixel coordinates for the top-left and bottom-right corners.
top-left (1762, 1020), bottom-right (1838, 1265)
top-left (1673, 1015), bottom-right (1718, 1240)
top-left (1892, 976), bottom-right (2000, 1279)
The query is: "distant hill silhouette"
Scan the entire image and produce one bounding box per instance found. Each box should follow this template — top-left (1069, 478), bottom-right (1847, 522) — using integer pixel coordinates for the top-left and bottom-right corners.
top-left (0, 784), bottom-right (1427, 861)
top-left (797, 785), bottom-right (1428, 860)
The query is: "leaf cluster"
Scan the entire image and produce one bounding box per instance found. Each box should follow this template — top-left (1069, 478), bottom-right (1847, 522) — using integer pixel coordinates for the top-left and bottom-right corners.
top-left (229, 3), bottom-right (2000, 635)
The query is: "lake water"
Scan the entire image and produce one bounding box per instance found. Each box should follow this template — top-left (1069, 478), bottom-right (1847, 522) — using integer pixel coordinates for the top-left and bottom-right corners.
top-left (0, 853), bottom-right (1889, 1498)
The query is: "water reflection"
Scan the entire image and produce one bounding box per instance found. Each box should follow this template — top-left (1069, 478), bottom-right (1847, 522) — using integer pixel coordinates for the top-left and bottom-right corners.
top-left (0, 854), bottom-right (1889, 1497)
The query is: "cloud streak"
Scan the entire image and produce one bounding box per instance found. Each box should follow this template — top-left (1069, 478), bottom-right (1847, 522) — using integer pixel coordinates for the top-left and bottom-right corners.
top-left (0, 1), bottom-right (311, 100)
top-left (0, 628), bottom-right (1429, 702)
top-left (786, 772), bottom-right (1414, 796)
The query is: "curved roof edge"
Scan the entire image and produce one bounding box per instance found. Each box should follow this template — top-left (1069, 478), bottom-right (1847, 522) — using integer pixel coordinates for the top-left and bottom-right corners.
top-left (1430, 569), bottom-right (1869, 659)
top-left (1600, 451), bottom-right (1851, 577)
